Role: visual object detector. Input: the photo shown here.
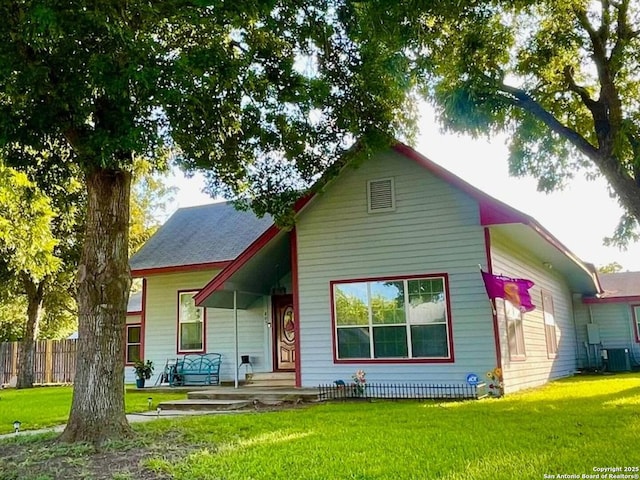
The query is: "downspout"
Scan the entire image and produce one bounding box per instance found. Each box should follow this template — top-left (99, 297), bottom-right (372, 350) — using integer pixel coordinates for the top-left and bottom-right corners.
top-left (234, 289), bottom-right (239, 389)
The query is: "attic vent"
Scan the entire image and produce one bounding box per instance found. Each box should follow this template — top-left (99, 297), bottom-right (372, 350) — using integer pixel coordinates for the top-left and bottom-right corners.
top-left (367, 178), bottom-right (395, 213)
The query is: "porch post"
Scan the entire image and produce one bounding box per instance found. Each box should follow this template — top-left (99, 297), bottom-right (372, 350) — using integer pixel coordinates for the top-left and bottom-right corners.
top-left (234, 289), bottom-right (239, 389)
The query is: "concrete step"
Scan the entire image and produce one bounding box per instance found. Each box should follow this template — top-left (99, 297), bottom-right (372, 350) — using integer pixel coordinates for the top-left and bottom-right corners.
top-left (187, 387), bottom-right (318, 403)
top-left (246, 371), bottom-right (295, 387)
top-left (158, 398), bottom-right (250, 412)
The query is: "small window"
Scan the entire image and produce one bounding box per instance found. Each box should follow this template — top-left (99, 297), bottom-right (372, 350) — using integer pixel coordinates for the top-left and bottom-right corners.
top-left (367, 178), bottom-right (395, 213)
top-left (178, 291), bottom-right (205, 352)
top-left (542, 292), bottom-right (558, 357)
top-left (125, 324), bottom-right (141, 364)
top-left (505, 300), bottom-right (526, 360)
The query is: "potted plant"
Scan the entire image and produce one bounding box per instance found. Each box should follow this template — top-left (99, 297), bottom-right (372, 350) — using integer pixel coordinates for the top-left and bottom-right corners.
top-left (133, 359), bottom-right (154, 388)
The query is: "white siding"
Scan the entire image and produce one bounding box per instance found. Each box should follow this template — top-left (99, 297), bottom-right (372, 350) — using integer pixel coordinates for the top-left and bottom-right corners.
top-left (133, 269), bottom-right (268, 385)
top-left (573, 301), bottom-right (640, 368)
top-left (296, 149), bottom-right (496, 387)
top-left (489, 231), bottom-right (578, 394)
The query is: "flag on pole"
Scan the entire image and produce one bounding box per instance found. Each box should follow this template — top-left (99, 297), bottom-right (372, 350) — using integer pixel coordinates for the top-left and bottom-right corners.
top-left (481, 270), bottom-right (536, 312)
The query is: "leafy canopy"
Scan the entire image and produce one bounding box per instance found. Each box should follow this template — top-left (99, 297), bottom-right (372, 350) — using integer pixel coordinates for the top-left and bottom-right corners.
top-left (347, 0), bottom-right (640, 244)
top-left (0, 164), bottom-right (59, 281)
top-left (0, 1), bottom-right (413, 220)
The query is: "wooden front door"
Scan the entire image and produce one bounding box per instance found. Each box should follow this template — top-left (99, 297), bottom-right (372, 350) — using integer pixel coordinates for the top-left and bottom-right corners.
top-left (273, 295), bottom-right (295, 371)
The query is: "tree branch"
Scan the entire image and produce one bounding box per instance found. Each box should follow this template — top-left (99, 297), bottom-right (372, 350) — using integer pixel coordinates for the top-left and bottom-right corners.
top-left (609, 0), bottom-right (630, 68)
top-left (563, 66), bottom-right (598, 112)
top-left (497, 82), bottom-right (600, 160)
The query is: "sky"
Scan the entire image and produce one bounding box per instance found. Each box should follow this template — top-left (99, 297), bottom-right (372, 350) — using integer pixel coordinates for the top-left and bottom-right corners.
top-left (166, 104), bottom-right (640, 272)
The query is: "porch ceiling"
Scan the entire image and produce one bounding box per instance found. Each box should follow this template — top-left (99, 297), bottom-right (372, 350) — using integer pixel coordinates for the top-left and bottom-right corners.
top-left (198, 231), bottom-right (291, 310)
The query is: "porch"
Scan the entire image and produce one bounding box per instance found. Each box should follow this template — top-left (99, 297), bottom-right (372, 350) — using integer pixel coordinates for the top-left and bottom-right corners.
top-left (136, 384), bottom-right (319, 412)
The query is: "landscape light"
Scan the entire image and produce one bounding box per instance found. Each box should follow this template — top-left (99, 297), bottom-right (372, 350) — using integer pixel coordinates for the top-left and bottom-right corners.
top-left (147, 397), bottom-right (153, 409)
top-left (13, 420), bottom-right (21, 433)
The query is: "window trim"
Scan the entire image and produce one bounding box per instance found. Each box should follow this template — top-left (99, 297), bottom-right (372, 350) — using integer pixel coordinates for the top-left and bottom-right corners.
top-left (125, 323), bottom-right (142, 365)
top-left (505, 299), bottom-right (526, 361)
top-left (176, 289), bottom-right (206, 354)
top-left (632, 304), bottom-right (640, 343)
top-left (541, 291), bottom-right (558, 358)
top-left (330, 273), bottom-right (455, 364)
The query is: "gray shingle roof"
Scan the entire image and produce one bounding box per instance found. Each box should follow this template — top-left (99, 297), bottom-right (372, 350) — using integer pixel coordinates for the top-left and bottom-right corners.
top-left (598, 272), bottom-right (640, 298)
top-left (129, 202), bottom-right (273, 272)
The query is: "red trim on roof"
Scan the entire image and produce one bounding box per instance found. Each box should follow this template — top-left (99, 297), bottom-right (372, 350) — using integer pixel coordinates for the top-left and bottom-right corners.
top-left (583, 295), bottom-right (640, 304)
top-left (131, 261), bottom-right (231, 278)
top-left (393, 142), bottom-right (601, 293)
top-left (194, 225), bottom-right (282, 305)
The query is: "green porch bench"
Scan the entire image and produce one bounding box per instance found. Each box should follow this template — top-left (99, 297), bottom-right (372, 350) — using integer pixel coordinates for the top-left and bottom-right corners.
top-left (169, 353), bottom-right (221, 386)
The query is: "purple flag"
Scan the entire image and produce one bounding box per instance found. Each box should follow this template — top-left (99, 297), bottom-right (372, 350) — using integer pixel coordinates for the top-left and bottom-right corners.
top-left (481, 271), bottom-right (535, 312)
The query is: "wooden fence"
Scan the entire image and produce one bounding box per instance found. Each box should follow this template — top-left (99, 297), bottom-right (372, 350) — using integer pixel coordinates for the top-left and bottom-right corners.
top-left (0, 339), bottom-right (77, 385)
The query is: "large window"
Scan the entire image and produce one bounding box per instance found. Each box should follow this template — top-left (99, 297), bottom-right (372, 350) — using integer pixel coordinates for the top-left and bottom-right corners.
top-left (332, 275), bottom-right (452, 361)
top-left (178, 291), bottom-right (205, 352)
top-left (505, 300), bottom-right (526, 360)
top-left (125, 324), bottom-right (141, 364)
top-left (542, 292), bottom-right (558, 357)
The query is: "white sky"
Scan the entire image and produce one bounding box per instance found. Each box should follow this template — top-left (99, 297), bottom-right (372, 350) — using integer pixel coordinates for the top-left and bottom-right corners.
top-left (166, 105), bottom-right (640, 272)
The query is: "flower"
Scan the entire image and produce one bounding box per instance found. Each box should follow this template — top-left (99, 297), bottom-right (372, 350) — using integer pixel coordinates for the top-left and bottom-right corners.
top-left (351, 369), bottom-right (367, 396)
top-left (486, 366), bottom-right (504, 397)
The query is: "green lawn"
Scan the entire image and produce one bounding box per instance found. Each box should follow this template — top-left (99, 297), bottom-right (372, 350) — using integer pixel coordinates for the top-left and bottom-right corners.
top-left (0, 386), bottom-right (186, 434)
top-left (139, 373), bottom-right (640, 480)
top-left (1, 373), bottom-right (639, 480)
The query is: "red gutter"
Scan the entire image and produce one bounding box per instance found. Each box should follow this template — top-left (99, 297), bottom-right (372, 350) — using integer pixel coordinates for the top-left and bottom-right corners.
top-left (393, 142), bottom-right (602, 294)
top-left (194, 195), bottom-right (315, 307)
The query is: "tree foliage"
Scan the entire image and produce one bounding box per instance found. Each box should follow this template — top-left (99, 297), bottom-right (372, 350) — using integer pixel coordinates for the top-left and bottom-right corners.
top-left (347, 0), bottom-right (640, 243)
top-left (0, 165), bottom-right (59, 280)
top-left (0, 1), bottom-right (410, 442)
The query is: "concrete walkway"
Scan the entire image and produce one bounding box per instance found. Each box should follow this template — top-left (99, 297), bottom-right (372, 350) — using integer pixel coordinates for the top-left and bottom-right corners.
top-left (0, 409), bottom-right (237, 440)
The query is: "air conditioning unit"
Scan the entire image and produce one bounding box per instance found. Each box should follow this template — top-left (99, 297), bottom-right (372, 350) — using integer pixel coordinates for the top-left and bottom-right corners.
top-left (604, 348), bottom-right (631, 372)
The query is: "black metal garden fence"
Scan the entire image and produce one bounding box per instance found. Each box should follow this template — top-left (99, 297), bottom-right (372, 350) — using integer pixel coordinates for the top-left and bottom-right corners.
top-left (318, 382), bottom-right (487, 401)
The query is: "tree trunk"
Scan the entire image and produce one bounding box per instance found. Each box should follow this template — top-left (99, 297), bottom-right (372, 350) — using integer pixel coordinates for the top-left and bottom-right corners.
top-left (16, 276), bottom-right (46, 389)
top-left (60, 167), bottom-right (133, 444)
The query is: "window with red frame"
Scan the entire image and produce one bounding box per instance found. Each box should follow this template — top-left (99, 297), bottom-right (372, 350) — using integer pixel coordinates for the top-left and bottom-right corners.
top-left (125, 324), bottom-right (141, 364)
top-left (333, 275), bottom-right (451, 360)
top-left (178, 291), bottom-right (204, 352)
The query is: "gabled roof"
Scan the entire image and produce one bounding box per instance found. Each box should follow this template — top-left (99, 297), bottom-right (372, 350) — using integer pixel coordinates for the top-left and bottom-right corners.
top-left (584, 271), bottom-right (640, 303)
top-left (129, 202), bottom-right (273, 276)
top-left (195, 142), bottom-right (604, 306)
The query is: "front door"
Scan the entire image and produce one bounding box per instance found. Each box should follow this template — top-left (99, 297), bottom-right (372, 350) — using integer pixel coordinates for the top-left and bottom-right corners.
top-left (273, 295), bottom-right (295, 371)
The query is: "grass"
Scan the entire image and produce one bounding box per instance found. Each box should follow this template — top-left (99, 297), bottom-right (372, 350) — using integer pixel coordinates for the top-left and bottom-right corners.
top-left (1, 373), bottom-right (639, 479)
top-left (0, 386), bottom-right (186, 434)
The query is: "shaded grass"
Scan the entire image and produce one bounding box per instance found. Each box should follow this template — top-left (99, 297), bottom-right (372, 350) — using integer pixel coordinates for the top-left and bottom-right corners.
top-left (1, 373), bottom-right (639, 479)
top-left (0, 386), bottom-right (186, 434)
